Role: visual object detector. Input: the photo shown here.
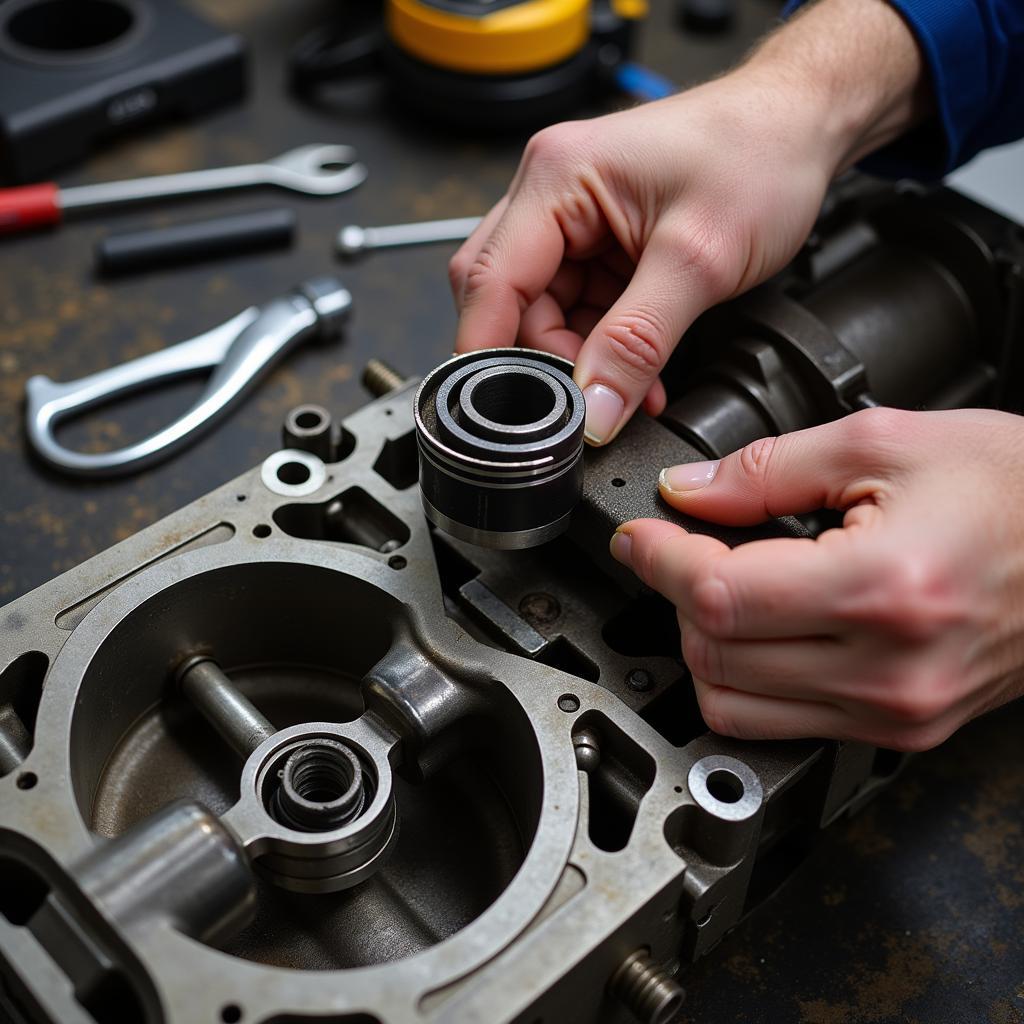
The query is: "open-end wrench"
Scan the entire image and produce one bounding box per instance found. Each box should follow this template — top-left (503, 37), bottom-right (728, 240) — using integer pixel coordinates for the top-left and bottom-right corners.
top-left (0, 145), bottom-right (368, 235)
top-left (336, 215), bottom-right (482, 259)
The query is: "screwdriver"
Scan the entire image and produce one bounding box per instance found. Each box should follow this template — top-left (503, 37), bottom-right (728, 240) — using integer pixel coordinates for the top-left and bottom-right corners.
top-left (336, 216), bottom-right (482, 259)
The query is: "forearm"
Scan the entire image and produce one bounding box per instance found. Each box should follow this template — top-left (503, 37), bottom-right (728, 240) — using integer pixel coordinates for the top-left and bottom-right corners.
top-left (737, 0), bottom-right (932, 175)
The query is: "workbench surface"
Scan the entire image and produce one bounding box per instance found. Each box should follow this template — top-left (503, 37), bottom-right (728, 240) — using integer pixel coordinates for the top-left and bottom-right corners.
top-left (1, 2), bottom-right (1021, 1022)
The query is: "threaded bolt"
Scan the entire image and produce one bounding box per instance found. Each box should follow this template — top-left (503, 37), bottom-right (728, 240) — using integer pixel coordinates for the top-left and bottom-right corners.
top-left (611, 951), bottom-right (685, 1024)
top-left (363, 359), bottom-right (406, 397)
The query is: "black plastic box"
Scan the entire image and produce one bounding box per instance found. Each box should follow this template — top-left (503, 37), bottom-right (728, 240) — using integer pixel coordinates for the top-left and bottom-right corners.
top-left (0, 0), bottom-right (248, 183)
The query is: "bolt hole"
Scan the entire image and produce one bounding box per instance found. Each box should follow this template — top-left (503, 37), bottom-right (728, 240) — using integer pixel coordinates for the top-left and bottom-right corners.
top-left (277, 461), bottom-right (311, 486)
top-left (706, 769), bottom-right (744, 804)
top-left (557, 693), bottom-right (580, 713)
top-left (220, 1006), bottom-right (242, 1024)
top-left (385, 409), bottom-right (393, 416)
top-left (611, 477), bottom-right (626, 487)
top-left (235, 494), bottom-right (246, 502)
top-left (673, 785), bottom-right (682, 793)
top-left (294, 410), bottom-right (324, 430)
top-left (388, 555), bottom-right (407, 570)
top-left (252, 524), bottom-right (272, 539)
top-left (16, 772), bottom-right (37, 791)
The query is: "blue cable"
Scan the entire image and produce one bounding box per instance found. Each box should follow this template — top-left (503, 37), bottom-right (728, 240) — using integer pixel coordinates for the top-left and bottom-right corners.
top-left (615, 62), bottom-right (677, 102)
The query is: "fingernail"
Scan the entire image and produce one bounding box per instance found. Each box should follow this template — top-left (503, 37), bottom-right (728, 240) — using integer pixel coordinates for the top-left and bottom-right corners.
top-left (583, 383), bottom-right (624, 445)
top-left (609, 529), bottom-right (633, 566)
top-left (660, 460), bottom-right (720, 493)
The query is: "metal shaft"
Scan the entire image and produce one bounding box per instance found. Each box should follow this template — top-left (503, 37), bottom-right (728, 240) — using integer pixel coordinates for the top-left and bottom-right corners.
top-left (178, 657), bottom-right (275, 759)
top-left (336, 216), bottom-right (482, 257)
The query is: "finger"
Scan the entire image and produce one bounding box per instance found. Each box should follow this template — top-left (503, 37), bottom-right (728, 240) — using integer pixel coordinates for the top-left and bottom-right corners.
top-left (454, 190), bottom-right (590, 354)
top-left (642, 378), bottom-right (667, 416)
top-left (518, 293), bottom-right (585, 362)
top-left (612, 518), bottom-right (867, 638)
top-left (450, 198), bottom-right (508, 311)
top-left (657, 409), bottom-right (910, 525)
top-left (573, 228), bottom-right (716, 445)
top-left (680, 620), bottom-right (852, 702)
top-left (693, 677), bottom-right (854, 742)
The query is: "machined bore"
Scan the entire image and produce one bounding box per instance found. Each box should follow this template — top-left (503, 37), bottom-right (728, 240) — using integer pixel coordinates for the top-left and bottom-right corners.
top-left (269, 738), bottom-right (372, 832)
top-left (414, 349), bottom-right (585, 549)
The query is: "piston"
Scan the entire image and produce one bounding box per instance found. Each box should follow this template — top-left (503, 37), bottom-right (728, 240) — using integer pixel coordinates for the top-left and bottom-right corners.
top-left (414, 349), bottom-right (586, 549)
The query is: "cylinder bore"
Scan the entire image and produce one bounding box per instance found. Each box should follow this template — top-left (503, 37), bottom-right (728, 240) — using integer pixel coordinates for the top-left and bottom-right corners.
top-left (414, 349), bottom-right (585, 549)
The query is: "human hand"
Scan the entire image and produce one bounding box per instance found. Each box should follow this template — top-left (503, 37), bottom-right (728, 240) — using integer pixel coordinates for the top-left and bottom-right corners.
top-left (610, 408), bottom-right (1024, 751)
top-left (448, 0), bottom-right (927, 445)
top-left (449, 72), bottom-right (835, 444)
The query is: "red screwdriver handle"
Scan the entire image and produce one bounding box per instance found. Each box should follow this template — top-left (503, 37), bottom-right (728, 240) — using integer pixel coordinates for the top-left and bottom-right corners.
top-left (0, 183), bottom-right (62, 235)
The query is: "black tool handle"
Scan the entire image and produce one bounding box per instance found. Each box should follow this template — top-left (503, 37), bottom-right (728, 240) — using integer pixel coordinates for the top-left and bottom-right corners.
top-left (95, 207), bottom-right (296, 275)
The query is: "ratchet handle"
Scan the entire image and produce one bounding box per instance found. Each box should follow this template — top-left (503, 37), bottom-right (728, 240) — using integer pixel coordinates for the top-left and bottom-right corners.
top-left (0, 183), bottom-right (61, 235)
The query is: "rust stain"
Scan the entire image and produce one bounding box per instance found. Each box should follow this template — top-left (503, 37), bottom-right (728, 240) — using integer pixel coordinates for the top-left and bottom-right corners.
top-left (840, 804), bottom-right (896, 858)
top-left (959, 756), bottom-right (1024, 910)
top-left (990, 998), bottom-right (1024, 1024)
top-left (797, 933), bottom-right (935, 1023)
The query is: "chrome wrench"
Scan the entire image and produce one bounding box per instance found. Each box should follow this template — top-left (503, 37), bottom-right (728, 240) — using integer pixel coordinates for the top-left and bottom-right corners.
top-left (25, 278), bottom-right (352, 477)
top-left (0, 145), bottom-right (367, 234)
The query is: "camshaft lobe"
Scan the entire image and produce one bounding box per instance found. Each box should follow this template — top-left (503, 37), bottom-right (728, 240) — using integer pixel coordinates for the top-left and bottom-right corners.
top-left (414, 349), bottom-right (586, 550)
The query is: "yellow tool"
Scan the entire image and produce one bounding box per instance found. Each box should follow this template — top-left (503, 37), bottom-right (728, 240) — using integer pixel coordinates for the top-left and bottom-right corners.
top-left (290, 0), bottom-right (657, 128)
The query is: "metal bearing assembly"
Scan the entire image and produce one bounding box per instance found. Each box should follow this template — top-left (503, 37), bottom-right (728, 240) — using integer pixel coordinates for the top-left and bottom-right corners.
top-left (414, 348), bottom-right (586, 549)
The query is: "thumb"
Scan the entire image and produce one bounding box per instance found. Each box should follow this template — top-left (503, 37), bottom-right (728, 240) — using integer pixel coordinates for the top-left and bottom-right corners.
top-left (657, 414), bottom-right (898, 525)
top-left (573, 231), bottom-right (712, 446)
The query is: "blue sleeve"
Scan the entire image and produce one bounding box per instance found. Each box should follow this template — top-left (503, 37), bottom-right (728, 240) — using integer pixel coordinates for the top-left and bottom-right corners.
top-left (783, 0), bottom-right (1024, 180)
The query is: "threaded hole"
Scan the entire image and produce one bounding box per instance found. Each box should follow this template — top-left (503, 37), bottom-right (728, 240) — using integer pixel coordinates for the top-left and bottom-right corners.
top-left (290, 749), bottom-right (355, 804)
top-left (269, 739), bottom-right (372, 832)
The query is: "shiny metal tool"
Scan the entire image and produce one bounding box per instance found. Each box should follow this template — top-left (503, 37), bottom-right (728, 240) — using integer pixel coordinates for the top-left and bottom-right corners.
top-left (0, 145), bottom-right (368, 235)
top-left (25, 278), bottom-right (352, 477)
top-left (336, 215), bottom-right (482, 258)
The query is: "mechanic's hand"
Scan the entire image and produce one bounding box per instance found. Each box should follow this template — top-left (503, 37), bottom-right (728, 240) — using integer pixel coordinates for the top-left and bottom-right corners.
top-left (448, 0), bottom-right (927, 446)
top-left (610, 408), bottom-right (1024, 751)
top-left (449, 74), bottom-right (834, 445)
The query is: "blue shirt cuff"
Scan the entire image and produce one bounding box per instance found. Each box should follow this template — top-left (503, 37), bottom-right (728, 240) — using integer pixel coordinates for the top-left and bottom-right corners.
top-left (782, 0), bottom-right (991, 179)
